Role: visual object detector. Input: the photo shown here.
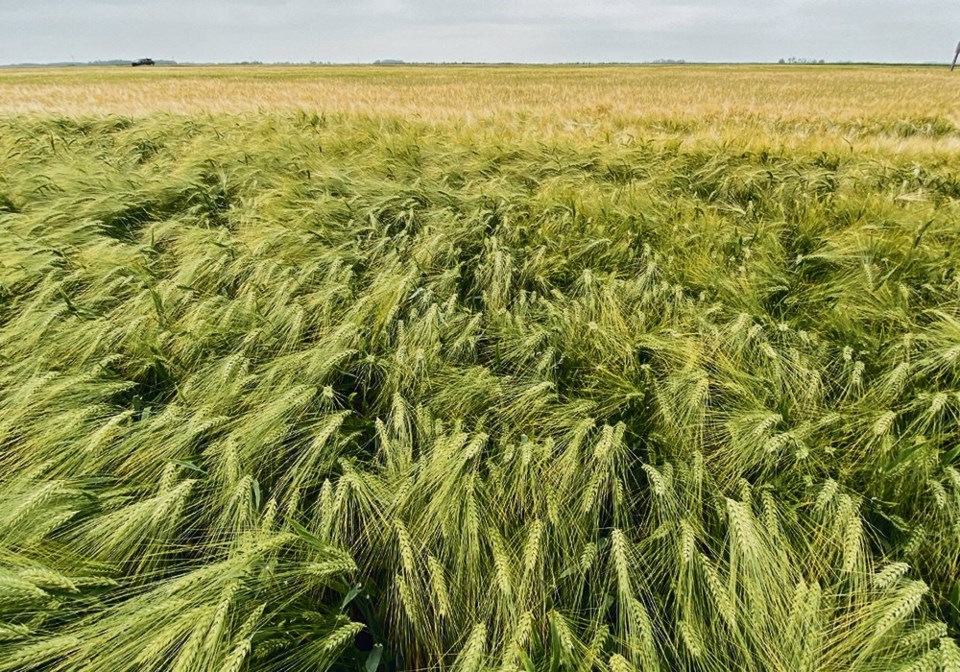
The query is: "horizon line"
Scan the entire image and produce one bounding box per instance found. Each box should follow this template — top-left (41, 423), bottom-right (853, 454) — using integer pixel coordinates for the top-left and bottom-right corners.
top-left (0, 59), bottom-right (951, 68)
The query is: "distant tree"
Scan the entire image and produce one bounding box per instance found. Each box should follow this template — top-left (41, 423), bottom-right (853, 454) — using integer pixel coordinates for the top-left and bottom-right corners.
top-left (782, 57), bottom-right (825, 65)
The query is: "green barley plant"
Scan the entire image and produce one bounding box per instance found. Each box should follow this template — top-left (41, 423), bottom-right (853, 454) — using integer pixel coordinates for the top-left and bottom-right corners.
top-left (1, 66), bottom-right (960, 670)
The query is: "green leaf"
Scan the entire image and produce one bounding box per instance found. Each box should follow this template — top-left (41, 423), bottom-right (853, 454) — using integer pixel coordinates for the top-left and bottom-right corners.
top-left (341, 584), bottom-right (362, 612)
top-left (170, 459), bottom-right (207, 475)
top-left (251, 478), bottom-right (261, 510)
top-left (948, 580), bottom-right (960, 616)
top-left (285, 516), bottom-right (329, 553)
top-left (943, 444), bottom-right (960, 465)
top-left (516, 646), bottom-right (537, 672)
top-left (148, 287), bottom-right (164, 321)
top-left (365, 643), bottom-right (383, 672)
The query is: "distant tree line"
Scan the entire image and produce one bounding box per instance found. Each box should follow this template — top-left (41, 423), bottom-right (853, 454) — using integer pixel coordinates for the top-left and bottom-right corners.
top-left (779, 57), bottom-right (827, 64)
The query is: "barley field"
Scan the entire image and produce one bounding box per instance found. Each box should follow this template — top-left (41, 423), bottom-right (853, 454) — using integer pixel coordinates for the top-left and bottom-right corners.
top-left (1, 65), bottom-right (960, 671)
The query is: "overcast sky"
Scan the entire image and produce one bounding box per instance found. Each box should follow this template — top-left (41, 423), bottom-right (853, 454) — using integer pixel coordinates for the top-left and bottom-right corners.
top-left (0, 0), bottom-right (957, 65)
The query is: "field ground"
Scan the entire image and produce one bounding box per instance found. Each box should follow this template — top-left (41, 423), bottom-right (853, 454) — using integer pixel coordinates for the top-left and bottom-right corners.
top-left (2, 66), bottom-right (960, 671)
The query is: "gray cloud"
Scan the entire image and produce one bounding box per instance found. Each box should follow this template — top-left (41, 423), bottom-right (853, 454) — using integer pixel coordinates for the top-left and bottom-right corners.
top-left (0, 0), bottom-right (957, 64)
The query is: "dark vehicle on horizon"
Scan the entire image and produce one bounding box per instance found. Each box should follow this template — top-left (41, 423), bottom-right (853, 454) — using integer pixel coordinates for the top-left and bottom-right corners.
top-left (132, 58), bottom-right (155, 67)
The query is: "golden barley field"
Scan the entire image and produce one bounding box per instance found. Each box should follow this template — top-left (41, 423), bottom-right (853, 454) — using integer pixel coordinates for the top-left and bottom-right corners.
top-left (2, 65), bottom-right (960, 671)
top-left (2, 64), bottom-right (959, 148)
